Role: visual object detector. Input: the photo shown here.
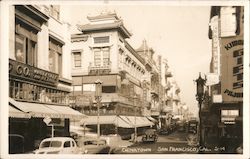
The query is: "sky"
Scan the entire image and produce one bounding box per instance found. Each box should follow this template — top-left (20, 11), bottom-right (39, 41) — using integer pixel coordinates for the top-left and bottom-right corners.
top-left (65, 4), bottom-right (212, 116)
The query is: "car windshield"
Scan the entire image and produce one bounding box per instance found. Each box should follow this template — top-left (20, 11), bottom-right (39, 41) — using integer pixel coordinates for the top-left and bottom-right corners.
top-left (83, 140), bottom-right (105, 146)
top-left (40, 141), bottom-right (62, 148)
top-left (145, 129), bottom-right (155, 134)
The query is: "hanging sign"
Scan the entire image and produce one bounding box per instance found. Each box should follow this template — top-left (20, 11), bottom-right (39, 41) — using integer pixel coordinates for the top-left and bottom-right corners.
top-left (221, 36), bottom-right (243, 102)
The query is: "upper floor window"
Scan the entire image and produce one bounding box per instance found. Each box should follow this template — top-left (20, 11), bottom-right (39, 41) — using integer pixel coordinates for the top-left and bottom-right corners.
top-left (49, 5), bottom-right (60, 20)
top-left (15, 24), bottom-right (37, 66)
top-left (49, 37), bottom-right (63, 75)
top-left (94, 36), bottom-right (109, 44)
top-left (93, 47), bottom-right (110, 67)
top-left (72, 52), bottom-right (82, 68)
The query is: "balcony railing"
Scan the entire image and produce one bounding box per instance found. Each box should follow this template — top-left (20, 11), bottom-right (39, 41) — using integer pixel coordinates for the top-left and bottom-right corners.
top-left (88, 61), bottom-right (112, 75)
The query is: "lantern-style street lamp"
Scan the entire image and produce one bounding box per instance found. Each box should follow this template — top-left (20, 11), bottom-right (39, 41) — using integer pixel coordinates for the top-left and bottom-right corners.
top-left (195, 72), bottom-right (206, 147)
top-left (95, 79), bottom-right (102, 146)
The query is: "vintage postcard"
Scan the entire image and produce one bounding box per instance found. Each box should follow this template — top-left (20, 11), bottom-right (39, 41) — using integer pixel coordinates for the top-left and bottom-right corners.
top-left (0, 0), bottom-right (249, 159)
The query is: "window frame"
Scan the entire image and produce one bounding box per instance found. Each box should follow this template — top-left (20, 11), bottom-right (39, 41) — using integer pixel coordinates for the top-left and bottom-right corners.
top-left (15, 26), bottom-right (38, 66)
top-left (93, 47), bottom-right (110, 67)
top-left (49, 37), bottom-right (63, 75)
top-left (72, 51), bottom-right (82, 68)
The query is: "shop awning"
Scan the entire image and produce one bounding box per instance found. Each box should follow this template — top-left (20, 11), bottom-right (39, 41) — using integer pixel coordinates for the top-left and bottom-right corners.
top-left (9, 98), bottom-right (84, 119)
top-left (46, 104), bottom-right (85, 119)
top-left (146, 116), bottom-right (157, 122)
top-left (120, 116), bottom-right (154, 127)
top-left (9, 105), bottom-right (31, 118)
top-left (81, 115), bottom-right (133, 128)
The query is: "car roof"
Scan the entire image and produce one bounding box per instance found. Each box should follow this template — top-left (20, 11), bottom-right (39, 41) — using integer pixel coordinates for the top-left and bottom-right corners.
top-left (42, 137), bottom-right (74, 142)
top-left (76, 137), bottom-right (106, 142)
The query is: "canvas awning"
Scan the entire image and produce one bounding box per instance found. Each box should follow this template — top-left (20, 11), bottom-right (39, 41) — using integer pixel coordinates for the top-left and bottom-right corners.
top-left (9, 105), bottom-right (31, 118)
top-left (46, 104), bottom-right (84, 119)
top-left (120, 116), bottom-right (154, 127)
top-left (146, 116), bottom-right (157, 122)
top-left (81, 115), bottom-right (133, 128)
top-left (9, 98), bottom-right (84, 119)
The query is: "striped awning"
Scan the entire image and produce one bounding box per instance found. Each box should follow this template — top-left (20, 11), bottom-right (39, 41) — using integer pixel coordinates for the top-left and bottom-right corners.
top-left (9, 105), bottom-right (31, 118)
top-left (81, 115), bottom-right (133, 128)
top-left (9, 98), bottom-right (85, 119)
top-left (120, 116), bottom-right (154, 127)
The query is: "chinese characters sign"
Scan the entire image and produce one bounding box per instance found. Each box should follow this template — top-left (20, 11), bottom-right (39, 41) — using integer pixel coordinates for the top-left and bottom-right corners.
top-left (221, 37), bottom-right (243, 102)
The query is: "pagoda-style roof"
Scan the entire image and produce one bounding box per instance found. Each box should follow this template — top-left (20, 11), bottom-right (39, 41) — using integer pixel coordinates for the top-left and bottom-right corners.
top-left (87, 12), bottom-right (119, 21)
top-left (78, 12), bottom-right (132, 39)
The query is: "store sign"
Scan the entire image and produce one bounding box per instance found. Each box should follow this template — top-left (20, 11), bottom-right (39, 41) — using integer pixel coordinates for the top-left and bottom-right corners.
top-left (9, 59), bottom-right (59, 86)
top-left (221, 36), bottom-right (243, 102)
top-left (206, 73), bottom-right (219, 86)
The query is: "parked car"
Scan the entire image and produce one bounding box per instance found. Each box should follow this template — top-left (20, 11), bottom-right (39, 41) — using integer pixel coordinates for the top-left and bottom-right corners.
top-left (9, 134), bottom-right (25, 154)
top-left (188, 120), bottom-right (198, 134)
top-left (158, 127), bottom-right (170, 135)
top-left (142, 129), bottom-right (158, 143)
top-left (177, 121), bottom-right (186, 132)
top-left (34, 137), bottom-right (79, 154)
top-left (76, 137), bottom-right (111, 154)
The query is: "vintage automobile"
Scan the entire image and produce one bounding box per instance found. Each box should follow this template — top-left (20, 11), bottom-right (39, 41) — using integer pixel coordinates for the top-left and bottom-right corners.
top-left (141, 129), bottom-right (158, 143)
top-left (188, 120), bottom-right (198, 134)
top-left (76, 137), bottom-right (111, 154)
top-left (9, 134), bottom-right (25, 154)
top-left (34, 137), bottom-right (79, 154)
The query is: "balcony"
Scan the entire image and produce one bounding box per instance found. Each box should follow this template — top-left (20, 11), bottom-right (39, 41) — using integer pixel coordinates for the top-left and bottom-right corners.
top-left (88, 61), bottom-right (111, 75)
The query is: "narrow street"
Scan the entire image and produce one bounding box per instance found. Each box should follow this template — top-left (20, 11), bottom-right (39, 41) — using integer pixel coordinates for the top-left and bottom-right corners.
top-left (112, 131), bottom-right (200, 154)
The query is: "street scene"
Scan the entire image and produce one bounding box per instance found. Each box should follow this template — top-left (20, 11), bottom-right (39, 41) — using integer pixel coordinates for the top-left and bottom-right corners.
top-left (3, 1), bottom-right (244, 156)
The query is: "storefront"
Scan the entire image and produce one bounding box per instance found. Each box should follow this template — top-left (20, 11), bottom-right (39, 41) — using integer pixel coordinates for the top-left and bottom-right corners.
top-left (9, 59), bottom-right (84, 153)
top-left (80, 115), bottom-right (154, 139)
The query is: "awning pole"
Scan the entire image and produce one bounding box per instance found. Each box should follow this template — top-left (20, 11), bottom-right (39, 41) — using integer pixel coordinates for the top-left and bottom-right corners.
top-left (52, 125), bottom-right (54, 138)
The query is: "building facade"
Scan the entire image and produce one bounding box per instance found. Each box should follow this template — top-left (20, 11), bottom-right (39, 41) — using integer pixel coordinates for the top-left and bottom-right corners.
top-left (207, 6), bottom-right (244, 151)
top-left (70, 12), bottom-right (154, 138)
top-left (8, 5), bottom-right (82, 153)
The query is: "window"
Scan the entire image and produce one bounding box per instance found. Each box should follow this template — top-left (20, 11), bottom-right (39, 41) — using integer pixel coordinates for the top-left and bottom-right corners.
top-left (94, 36), bottom-right (109, 44)
top-left (71, 141), bottom-right (75, 147)
top-left (63, 141), bottom-right (71, 148)
top-left (83, 84), bottom-right (95, 92)
top-left (15, 30), bottom-right (37, 66)
top-left (73, 52), bottom-right (81, 67)
top-left (49, 5), bottom-right (60, 20)
top-left (102, 86), bottom-right (116, 93)
top-left (73, 85), bottom-right (82, 92)
top-left (93, 47), bottom-right (110, 67)
top-left (49, 38), bottom-right (63, 75)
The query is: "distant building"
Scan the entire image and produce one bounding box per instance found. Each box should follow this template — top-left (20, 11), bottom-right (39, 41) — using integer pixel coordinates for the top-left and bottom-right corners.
top-left (8, 5), bottom-right (82, 153)
top-left (70, 12), bottom-right (154, 138)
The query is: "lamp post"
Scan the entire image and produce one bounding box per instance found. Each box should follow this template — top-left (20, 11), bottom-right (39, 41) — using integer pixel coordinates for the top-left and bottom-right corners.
top-left (195, 73), bottom-right (206, 147)
top-left (133, 95), bottom-right (137, 143)
top-left (95, 79), bottom-right (102, 146)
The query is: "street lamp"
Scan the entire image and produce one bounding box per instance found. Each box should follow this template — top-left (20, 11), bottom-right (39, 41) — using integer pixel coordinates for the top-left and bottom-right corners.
top-left (95, 79), bottom-right (102, 146)
top-left (133, 95), bottom-right (137, 143)
top-left (195, 72), bottom-right (206, 147)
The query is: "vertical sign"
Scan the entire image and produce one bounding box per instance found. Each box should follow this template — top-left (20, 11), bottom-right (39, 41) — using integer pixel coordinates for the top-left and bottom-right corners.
top-left (220, 7), bottom-right (243, 102)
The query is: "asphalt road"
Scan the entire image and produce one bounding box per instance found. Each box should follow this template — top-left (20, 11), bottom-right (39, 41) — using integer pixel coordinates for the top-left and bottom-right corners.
top-left (112, 130), bottom-right (201, 154)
